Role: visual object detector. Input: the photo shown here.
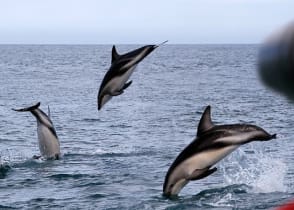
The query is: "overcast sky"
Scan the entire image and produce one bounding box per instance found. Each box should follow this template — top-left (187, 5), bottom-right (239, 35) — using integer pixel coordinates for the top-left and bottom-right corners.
top-left (0, 0), bottom-right (293, 44)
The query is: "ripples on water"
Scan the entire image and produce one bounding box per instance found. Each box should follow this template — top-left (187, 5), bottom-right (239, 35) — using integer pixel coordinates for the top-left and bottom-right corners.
top-left (0, 45), bottom-right (294, 209)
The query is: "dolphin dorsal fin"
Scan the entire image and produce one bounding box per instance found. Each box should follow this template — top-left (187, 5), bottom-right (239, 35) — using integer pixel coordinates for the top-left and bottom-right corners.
top-left (48, 105), bottom-right (51, 118)
top-left (197, 105), bottom-right (214, 136)
top-left (111, 45), bottom-right (120, 63)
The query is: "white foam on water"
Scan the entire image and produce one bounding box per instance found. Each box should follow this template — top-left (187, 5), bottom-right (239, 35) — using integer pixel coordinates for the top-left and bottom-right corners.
top-left (0, 148), bottom-right (34, 166)
top-left (0, 149), bottom-right (15, 166)
top-left (213, 193), bottom-right (234, 207)
top-left (63, 144), bottom-right (139, 156)
top-left (93, 148), bottom-right (108, 155)
top-left (220, 147), bottom-right (288, 193)
top-left (93, 144), bottom-right (137, 155)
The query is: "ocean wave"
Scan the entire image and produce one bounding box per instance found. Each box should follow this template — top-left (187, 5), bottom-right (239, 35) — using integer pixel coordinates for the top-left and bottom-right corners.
top-left (48, 173), bottom-right (95, 181)
top-left (63, 147), bottom-right (156, 158)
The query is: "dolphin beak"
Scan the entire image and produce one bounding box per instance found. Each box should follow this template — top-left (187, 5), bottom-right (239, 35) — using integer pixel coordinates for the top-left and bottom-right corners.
top-left (271, 134), bottom-right (277, 139)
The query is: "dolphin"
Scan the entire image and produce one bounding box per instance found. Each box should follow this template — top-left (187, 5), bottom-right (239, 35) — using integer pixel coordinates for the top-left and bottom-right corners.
top-left (97, 41), bottom-right (168, 110)
top-left (163, 105), bottom-right (277, 197)
top-left (12, 102), bottom-right (61, 160)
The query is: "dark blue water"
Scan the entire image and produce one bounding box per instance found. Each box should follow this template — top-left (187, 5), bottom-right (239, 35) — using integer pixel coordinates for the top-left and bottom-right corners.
top-left (0, 45), bottom-right (293, 209)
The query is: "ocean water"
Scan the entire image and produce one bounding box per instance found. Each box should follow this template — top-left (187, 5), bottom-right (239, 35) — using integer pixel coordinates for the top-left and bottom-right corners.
top-left (0, 44), bottom-right (293, 209)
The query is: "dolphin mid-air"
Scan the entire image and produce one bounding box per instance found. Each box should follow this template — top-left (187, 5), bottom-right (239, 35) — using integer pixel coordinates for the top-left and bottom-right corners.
top-left (163, 105), bottom-right (277, 197)
top-left (97, 41), bottom-right (168, 110)
top-left (12, 102), bottom-right (61, 160)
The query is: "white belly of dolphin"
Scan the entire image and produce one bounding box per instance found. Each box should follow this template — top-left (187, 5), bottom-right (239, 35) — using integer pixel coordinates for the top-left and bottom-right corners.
top-left (182, 145), bottom-right (238, 175)
top-left (37, 125), bottom-right (60, 158)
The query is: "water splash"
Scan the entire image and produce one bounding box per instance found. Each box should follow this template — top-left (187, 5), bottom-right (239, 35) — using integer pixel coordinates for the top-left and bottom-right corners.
top-left (0, 148), bottom-right (37, 169)
top-left (93, 145), bottom-right (136, 156)
top-left (220, 147), bottom-right (288, 193)
top-left (213, 192), bottom-right (234, 208)
top-left (0, 149), bottom-right (16, 167)
top-left (0, 149), bottom-right (13, 178)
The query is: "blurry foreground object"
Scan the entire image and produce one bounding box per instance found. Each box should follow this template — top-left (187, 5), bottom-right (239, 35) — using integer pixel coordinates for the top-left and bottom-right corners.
top-left (258, 22), bottom-right (294, 100)
top-left (276, 200), bottom-right (294, 210)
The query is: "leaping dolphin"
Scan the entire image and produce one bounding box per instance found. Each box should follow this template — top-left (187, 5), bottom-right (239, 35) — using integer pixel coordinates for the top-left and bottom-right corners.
top-left (97, 41), bottom-right (168, 110)
top-left (12, 102), bottom-right (61, 160)
top-left (163, 105), bottom-right (277, 197)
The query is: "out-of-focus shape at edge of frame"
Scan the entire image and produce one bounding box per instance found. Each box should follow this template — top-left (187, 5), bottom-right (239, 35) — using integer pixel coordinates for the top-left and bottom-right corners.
top-left (258, 21), bottom-right (294, 101)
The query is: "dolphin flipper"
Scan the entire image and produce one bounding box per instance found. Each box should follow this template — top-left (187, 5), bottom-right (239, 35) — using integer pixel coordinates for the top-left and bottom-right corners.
top-left (33, 155), bottom-right (42, 159)
top-left (110, 91), bottom-right (124, 96)
top-left (110, 81), bottom-right (133, 96)
top-left (122, 80), bottom-right (132, 90)
top-left (188, 167), bottom-right (217, 181)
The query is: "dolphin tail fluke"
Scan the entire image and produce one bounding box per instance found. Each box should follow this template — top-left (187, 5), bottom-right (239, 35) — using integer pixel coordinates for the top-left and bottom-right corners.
top-left (155, 40), bottom-right (168, 48)
top-left (12, 102), bottom-right (41, 112)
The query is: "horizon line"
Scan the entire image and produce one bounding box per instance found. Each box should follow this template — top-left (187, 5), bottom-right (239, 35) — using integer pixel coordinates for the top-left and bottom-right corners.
top-left (0, 42), bottom-right (261, 45)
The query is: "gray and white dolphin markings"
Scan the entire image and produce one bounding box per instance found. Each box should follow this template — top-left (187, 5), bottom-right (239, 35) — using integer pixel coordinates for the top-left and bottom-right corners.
top-left (163, 105), bottom-right (277, 197)
top-left (12, 102), bottom-right (61, 160)
top-left (97, 41), bottom-right (168, 110)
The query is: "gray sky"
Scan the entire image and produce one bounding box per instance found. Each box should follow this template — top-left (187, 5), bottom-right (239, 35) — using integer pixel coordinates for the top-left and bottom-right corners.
top-left (0, 0), bottom-right (293, 44)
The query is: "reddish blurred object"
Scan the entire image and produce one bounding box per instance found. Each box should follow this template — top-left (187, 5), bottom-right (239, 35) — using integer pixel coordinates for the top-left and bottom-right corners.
top-left (258, 21), bottom-right (294, 100)
top-left (276, 200), bottom-right (294, 210)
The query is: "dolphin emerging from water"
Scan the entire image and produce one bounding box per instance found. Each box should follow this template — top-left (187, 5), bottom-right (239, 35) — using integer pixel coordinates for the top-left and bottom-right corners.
top-left (12, 102), bottom-right (61, 160)
top-left (97, 41), bottom-right (168, 110)
top-left (163, 105), bottom-right (277, 197)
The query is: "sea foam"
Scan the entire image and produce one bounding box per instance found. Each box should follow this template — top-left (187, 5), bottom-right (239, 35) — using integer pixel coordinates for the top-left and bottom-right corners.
top-left (220, 146), bottom-right (287, 193)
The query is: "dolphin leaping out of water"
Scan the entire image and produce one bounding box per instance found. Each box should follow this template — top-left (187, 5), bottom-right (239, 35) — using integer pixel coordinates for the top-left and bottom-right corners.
top-left (97, 40), bottom-right (168, 110)
top-left (163, 105), bottom-right (277, 197)
top-left (12, 102), bottom-right (61, 160)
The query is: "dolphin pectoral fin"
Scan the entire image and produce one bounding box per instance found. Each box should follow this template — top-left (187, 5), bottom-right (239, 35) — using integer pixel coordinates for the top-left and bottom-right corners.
top-left (122, 80), bottom-right (132, 90)
top-left (109, 81), bottom-right (132, 97)
top-left (188, 167), bottom-right (217, 181)
top-left (110, 90), bottom-right (123, 96)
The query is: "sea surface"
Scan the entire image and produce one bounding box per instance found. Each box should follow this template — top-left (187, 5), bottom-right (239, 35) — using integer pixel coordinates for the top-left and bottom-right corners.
top-left (0, 44), bottom-right (293, 209)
